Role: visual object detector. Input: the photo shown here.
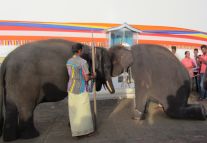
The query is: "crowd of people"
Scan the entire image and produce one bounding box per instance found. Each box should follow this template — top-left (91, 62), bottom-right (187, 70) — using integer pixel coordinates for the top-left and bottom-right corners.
top-left (171, 45), bottom-right (207, 100)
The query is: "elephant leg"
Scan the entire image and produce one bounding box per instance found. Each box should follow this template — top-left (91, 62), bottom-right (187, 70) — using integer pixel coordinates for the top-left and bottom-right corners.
top-left (165, 104), bottom-right (206, 120)
top-left (141, 99), bottom-right (151, 120)
top-left (132, 87), bottom-right (149, 120)
top-left (3, 100), bottom-right (19, 141)
top-left (131, 97), bottom-right (142, 120)
top-left (18, 106), bottom-right (39, 139)
top-left (131, 99), bottom-right (149, 120)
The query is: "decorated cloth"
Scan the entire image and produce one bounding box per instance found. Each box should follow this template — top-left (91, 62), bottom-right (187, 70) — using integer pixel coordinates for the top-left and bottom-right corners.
top-left (199, 54), bottom-right (207, 74)
top-left (66, 56), bottom-right (89, 94)
top-left (66, 56), bottom-right (94, 136)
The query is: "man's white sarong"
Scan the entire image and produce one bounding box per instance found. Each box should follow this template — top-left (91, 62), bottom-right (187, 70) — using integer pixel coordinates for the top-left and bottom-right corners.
top-left (68, 92), bottom-right (94, 136)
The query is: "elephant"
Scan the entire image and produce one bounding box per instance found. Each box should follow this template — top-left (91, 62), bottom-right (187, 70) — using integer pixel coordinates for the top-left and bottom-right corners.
top-left (0, 39), bottom-right (115, 141)
top-left (109, 44), bottom-right (206, 120)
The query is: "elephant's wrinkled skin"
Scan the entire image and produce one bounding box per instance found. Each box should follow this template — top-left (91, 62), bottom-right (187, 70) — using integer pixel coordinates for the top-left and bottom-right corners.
top-left (109, 44), bottom-right (206, 120)
top-left (0, 39), bottom-right (115, 141)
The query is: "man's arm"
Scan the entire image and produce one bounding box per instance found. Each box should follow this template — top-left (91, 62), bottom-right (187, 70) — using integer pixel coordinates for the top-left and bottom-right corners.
top-left (199, 57), bottom-right (207, 65)
top-left (83, 74), bottom-right (96, 82)
top-left (82, 61), bottom-right (95, 81)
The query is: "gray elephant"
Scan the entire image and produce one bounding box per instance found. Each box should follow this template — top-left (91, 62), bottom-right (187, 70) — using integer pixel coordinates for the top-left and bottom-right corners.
top-left (109, 44), bottom-right (206, 120)
top-left (0, 39), bottom-right (115, 141)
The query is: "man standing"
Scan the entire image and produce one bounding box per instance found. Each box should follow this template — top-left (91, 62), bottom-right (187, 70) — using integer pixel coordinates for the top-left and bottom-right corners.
top-left (192, 48), bottom-right (200, 92)
top-left (199, 45), bottom-right (207, 100)
top-left (171, 46), bottom-right (182, 60)
top-left (66, 43), bottom-right (95, 137)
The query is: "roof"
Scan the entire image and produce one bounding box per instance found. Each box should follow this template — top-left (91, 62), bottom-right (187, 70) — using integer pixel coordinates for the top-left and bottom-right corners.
top-left (106, 23), bottom-right (142, 33)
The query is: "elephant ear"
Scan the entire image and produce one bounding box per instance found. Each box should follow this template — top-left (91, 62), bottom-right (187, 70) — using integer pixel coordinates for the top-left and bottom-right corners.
top-left (109, 45), bottom-right (133, 77)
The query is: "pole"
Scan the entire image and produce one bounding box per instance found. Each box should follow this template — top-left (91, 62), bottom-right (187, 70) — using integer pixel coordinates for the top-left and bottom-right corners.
top-left (91, 31), bottom-right (97, 130)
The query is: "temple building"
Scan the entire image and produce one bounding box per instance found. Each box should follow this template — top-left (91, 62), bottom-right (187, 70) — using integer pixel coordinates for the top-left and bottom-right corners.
top-left (0, 20), bottom-right (207, 62)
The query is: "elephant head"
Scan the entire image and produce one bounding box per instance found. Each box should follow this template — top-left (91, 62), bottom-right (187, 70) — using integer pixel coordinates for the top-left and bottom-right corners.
top-left (109, 45), bottom-right (134, 77)
top-left (81, 45), bottom-right (115, 93)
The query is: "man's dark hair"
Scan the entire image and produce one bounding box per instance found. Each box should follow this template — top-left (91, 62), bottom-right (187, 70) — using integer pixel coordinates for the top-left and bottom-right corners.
top-left (171, 46), bottom-right (176, 50)
top-left (194, 48), bottom-right (198, 51)
top-left (201, 45), bottom-right (207, 50)
top-left (72, 43), bottom-right (83, 54)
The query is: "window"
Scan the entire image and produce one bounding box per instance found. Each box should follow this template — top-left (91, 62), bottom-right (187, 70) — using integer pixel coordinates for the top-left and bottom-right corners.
top-left (110, 28), bottom-right (133, 47)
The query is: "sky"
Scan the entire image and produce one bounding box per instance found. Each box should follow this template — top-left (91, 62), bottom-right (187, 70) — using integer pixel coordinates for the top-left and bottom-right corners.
top-left (0, 0), bottom-right (206, 32)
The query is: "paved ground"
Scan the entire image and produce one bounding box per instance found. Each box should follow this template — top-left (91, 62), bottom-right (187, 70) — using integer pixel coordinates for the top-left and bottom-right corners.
top-left (0, 93), bottom-right (207, 143)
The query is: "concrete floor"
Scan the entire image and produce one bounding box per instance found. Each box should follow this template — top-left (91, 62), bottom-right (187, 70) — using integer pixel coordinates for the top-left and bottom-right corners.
top-left (0, 92), bottom-right (207, 143)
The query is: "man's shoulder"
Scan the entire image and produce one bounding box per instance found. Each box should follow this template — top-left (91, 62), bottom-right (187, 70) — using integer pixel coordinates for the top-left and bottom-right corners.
top-left (67, 58), bottom-right (74, 63)
top-left (77, 56), bottom-right (87, 64)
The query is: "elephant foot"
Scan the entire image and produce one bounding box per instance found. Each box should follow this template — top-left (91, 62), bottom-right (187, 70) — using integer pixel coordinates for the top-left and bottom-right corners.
top-left (185, 104), bottom-right (206, 120)
top-left (131, 109), bottom-right (144, 120)
top-left (19, 115), bottom-right (40, 139)
top-left (20, 127), bottom-right (40, 139)
top-left (3, 124), bottom-right (19, 141)
top-left (167, 104), bottom-right (207, 120)
top-left (131, 115), bottom-right (146, 120)
top-left (199, 105), bottom-right (206, 120)
top-left (131, 116), bottom-right (140, 120)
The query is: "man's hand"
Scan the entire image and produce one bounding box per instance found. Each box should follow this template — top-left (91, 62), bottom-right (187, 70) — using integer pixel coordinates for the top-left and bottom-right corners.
top-left (89, 74), bottom-right (96, 80)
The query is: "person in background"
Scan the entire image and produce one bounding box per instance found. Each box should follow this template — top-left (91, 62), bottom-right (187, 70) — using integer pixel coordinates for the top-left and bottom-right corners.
top-left (198, 45), bottom-right (207, 100)
top-left (192, 48), bottom-right (200, 92)
top-left (181, 51), bottom-right (196, 89)
top-left (66, 43), bottom-right (95, 137)
top-left (171, 46), bottom-right (181, 60)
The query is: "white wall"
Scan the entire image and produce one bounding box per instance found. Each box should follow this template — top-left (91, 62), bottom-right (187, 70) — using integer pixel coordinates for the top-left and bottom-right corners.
top-left (0, 46), bottom-right (18, 57)
top-left (168, 48), bottom-right (202, 61)
top-left (0, 0), bottom-right (206, 32)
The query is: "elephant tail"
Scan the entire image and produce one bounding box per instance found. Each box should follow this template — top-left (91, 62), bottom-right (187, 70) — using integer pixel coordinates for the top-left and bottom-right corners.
top-left (0, 58), bottom-right (7, 136)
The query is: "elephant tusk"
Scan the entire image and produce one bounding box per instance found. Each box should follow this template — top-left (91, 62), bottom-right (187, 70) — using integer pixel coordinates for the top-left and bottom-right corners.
top-left (106, 81), bottom-right (113, 93)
